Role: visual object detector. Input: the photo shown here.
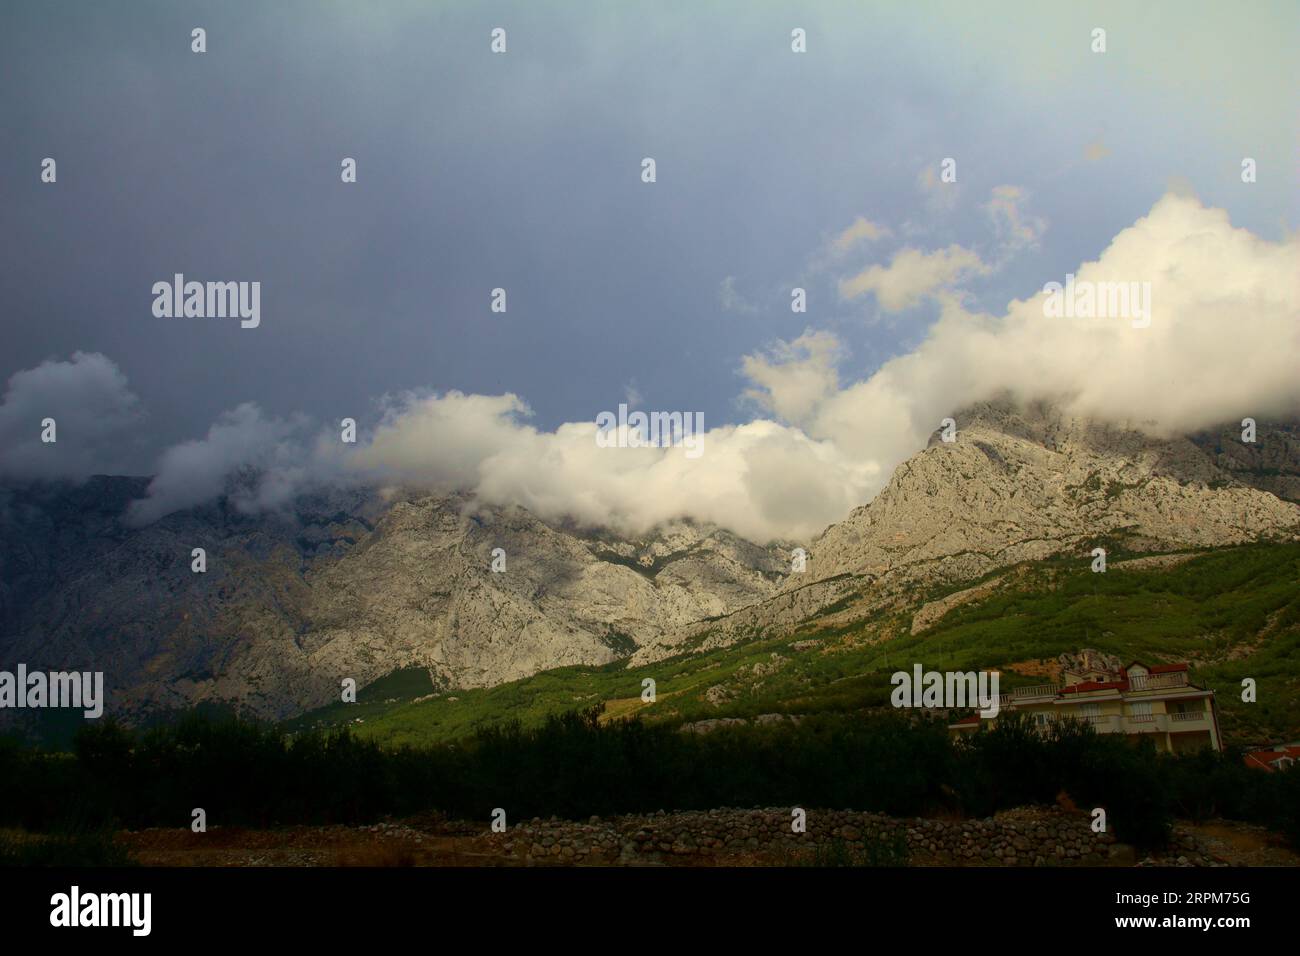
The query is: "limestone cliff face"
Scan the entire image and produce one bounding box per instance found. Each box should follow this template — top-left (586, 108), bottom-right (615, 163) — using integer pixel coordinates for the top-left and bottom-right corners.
top-left (0, 482), bottom-right (787, 721)
top-left (3, 402), bottom-right (1298, 721)
top-left (630, 402), bottom-right (1300, 663)
top-left (804, 401), bottom-right (1300, 587)
top-left (1189, 421), bottom-right (1300, 504)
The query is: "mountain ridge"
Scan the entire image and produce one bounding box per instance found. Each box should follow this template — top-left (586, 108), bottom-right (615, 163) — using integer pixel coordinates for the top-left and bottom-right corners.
top-left (2, 400), bottom-right (1298, 726)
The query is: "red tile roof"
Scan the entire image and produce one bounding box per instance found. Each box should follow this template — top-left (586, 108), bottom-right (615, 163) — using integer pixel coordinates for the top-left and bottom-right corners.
top-left (1244, 746), bottom-right (1300, 772)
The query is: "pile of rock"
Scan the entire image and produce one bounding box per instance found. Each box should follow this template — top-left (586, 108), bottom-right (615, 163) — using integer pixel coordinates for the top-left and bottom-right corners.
top-left (483, 805), bottom-right (1221, 867)
top-left (360, 821), bottom-right (426, 844)
top-left (1138, 824), bottom-right (1221, 867)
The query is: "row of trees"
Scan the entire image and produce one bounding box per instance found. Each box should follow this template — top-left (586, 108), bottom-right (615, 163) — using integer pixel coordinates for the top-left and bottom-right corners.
top-left (2, 708), bottom-right (1296, 852)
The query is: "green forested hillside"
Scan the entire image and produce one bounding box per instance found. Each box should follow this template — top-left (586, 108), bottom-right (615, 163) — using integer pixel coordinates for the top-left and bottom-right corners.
top-left (286, 543), bottom-right (1300, 748)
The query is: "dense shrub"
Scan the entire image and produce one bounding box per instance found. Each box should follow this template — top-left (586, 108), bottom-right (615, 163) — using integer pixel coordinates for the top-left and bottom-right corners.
top-left (1, 708), bottom-right (1296, 854)
top-left (0, 828), bottom-right (132, 867)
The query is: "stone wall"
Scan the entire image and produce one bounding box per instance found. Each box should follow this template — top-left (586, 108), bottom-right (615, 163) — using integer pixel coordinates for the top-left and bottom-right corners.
top-left (485, 805), bottom-right (1219, 866)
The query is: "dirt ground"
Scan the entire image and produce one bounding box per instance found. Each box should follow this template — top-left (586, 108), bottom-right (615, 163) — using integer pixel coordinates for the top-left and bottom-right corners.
top-left (1182, 820), bottom-right (1300, 867)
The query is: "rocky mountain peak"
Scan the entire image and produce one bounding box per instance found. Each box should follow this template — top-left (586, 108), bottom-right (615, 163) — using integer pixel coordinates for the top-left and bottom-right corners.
top-left (3, 399), bottom-right (1298, 724)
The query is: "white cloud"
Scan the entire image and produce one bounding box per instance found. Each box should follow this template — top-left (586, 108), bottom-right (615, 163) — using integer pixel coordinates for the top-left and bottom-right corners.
top-left (836, 185), bottom-right (1042, 311)
top-left (831, 216), bottom-right (892, 253)
top-left (838, 244), bottom-right (989, 311)
top-left (740, 330), bottom-right (841, 427)
top-left (350, 390), bottom-right (536, 490)
top-left (802, 192), bottom-right (1300, 478)
top-left (344, 189), bottom-right (1299, 542)
top-left (124, 403), bottom-right (330, 525)
top-left (985, 185), bottom-right (1047, 258)
top-left (0, 352), bottom-right (144, 481)
top-left (25, 193), bottom-right (1300, 546)
top-left (345, 387), bottom-right (872, 542)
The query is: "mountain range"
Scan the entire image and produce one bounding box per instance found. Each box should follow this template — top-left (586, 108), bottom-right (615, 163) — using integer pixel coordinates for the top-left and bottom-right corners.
top-left (2, 400), bottom-right (1298, 730)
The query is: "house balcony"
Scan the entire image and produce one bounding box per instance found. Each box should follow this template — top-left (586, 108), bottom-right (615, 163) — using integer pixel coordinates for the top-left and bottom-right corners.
top-left (1007, 683), bottom-right (1060, 703)
top-left (1079, 714), bottom-right (1122, 731)
top-left (1119, 711), bottom-right (1209, 733)
top-left (1166, 710), bottom-right (1211, 729)
top-left (1032, 712), bottom-right (1211, 734)
top-left (1127, 673), bottom-right (1189, 692)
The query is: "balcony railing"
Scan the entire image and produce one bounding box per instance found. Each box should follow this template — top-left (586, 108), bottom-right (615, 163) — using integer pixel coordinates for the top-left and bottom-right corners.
top-left (970, 709), bottom-right (1211, 735)
top-left (1128, 673), bottom-right (1189, 692)
top-left (998, 674), bottom-right (1191, 711)
top-left (1082, 714), bottom-right (1117, 726)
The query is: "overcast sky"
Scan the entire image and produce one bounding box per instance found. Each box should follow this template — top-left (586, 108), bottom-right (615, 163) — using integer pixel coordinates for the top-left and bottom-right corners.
top-left (2, 1), bottom-right (1297, 540)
